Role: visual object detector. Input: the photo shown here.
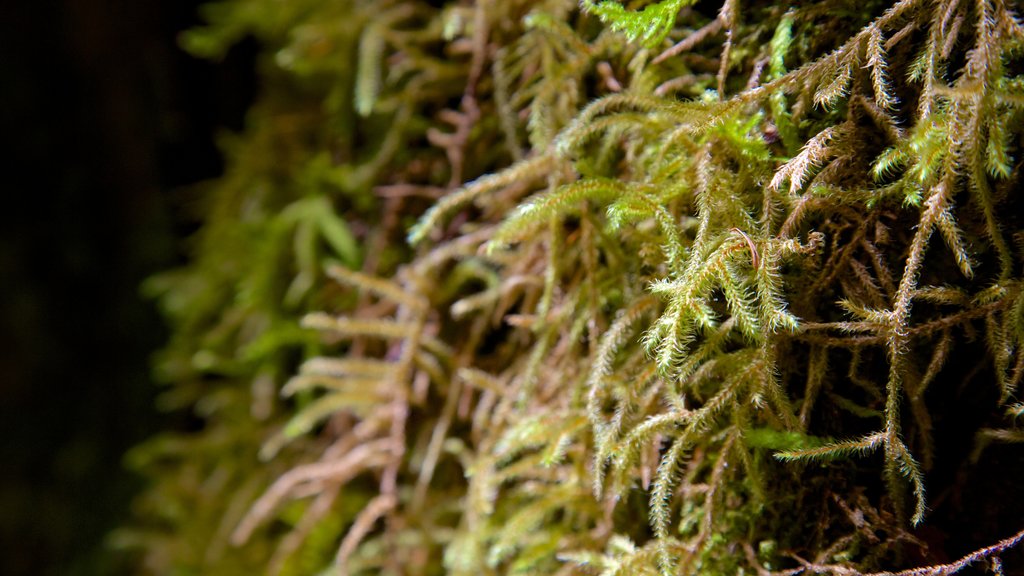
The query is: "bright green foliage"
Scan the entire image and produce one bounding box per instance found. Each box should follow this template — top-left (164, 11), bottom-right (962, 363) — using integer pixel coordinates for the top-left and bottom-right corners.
top-left (127, 0), bottom-right (1024, 575)
top-left (580, 0), bottom-right (697, 48)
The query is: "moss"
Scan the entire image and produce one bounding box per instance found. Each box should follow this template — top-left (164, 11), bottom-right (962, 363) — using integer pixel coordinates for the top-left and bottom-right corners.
top-left (124, 1), bottom-right (1024, 574)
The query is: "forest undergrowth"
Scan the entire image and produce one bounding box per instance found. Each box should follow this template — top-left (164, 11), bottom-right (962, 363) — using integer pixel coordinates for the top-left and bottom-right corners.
top-left (122, 1), bottom-right (1024, 574)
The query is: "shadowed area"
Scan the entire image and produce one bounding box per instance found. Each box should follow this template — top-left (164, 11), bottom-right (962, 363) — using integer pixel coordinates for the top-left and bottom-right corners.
top-left (0, 1), bottom-right (254, 573)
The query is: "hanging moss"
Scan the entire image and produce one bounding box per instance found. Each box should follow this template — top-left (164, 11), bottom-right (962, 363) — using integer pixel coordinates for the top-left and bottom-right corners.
top-left (122, 1), bottom-right (1024, 574)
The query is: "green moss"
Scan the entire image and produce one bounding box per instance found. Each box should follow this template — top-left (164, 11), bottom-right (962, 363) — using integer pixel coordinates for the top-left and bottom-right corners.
top-left (125, 1), bottom-right (1024, 574)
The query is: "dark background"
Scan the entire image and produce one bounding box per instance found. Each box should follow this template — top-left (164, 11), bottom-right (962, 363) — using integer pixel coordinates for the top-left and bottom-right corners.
top-left (0, 1), bottom-right (255, 574)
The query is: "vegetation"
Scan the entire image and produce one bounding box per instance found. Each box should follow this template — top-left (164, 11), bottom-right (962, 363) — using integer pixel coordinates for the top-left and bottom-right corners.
top-left (122, 0), bottom-right (1024, 574)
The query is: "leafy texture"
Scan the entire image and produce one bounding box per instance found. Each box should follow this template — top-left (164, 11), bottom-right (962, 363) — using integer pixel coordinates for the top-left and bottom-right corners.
top-left (126, 1), bottom-right (1024, 575)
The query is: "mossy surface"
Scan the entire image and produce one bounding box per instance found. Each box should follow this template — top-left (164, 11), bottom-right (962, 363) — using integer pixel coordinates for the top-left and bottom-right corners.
top-left (124, 1), bottom-right (1024, 574)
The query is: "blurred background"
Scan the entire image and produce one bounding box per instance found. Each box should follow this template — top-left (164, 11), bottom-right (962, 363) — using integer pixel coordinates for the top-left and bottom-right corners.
top-left (0, 1), bottom-right (254, 573)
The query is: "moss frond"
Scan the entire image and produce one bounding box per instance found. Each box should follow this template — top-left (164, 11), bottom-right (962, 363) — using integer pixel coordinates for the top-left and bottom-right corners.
top-left (130, 0), bottom-right (1024, 574)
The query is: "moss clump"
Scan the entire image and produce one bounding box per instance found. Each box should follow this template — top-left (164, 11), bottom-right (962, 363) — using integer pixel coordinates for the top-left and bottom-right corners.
top-left (123, 1), bottom-right (1024, 574)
